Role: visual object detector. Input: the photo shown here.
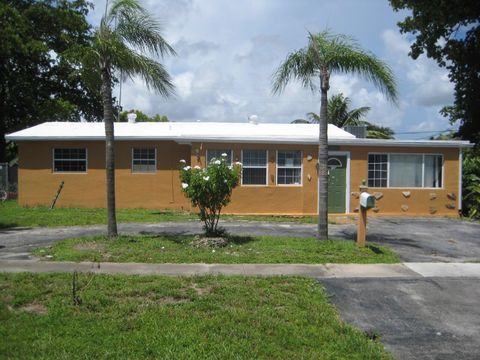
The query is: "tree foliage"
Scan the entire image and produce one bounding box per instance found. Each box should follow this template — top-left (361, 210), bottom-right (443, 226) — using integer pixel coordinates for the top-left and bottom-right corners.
top-left (295, 93), bottom-right (395, 139)
top-left (390, 0), bottom-right (480, 146)
top-left (179, 156), bottom-right (241, 236)
top-left (273, 30), bottom-right (397, 239)
top-left (462, 149), bottom-right (480, 219)
top-left (119, 109), bottom-right (169, 122)
top-left (0, 0), bottom-right (103, 162)
top-left (79, 0), bottom-right (175, 238)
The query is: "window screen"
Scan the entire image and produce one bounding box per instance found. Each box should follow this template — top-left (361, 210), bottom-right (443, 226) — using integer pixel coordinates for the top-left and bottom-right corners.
top-left (277, 150), bottom-right (302, 185)
top-left (242, 150), bottom-right (267, 185)
top-left (206, 149), bottom-right (232, 165)
top-left (53, 148), bottom-right (87, 172)
top-left (132, 148), bottom-right (156, 173)
top-left (367, 154), bottom-right (387, 187)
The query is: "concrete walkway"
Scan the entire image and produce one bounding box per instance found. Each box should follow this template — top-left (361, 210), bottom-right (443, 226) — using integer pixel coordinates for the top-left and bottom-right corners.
top-left (1, 259), bottom-right (480, 278)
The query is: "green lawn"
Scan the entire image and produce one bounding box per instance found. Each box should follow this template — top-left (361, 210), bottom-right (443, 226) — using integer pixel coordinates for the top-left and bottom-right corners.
top-left (0, 200), bottom-right (322, 228)
top-left (34, 234), bottom-right (399, 264)
top-left (0, 273), bottom-right (392, 359)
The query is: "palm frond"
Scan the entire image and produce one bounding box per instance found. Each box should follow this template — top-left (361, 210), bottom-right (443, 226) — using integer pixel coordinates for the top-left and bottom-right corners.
top-left (114, 4), bottom-right (175, 57)
top-left (271, 49), bottom-right (317, 94)
top-left (306, 112), bottom-right (320, 123)
top-left (328, 46), bottom-right (398, 103)
top-left (109, 39), bottom-right (175, 97)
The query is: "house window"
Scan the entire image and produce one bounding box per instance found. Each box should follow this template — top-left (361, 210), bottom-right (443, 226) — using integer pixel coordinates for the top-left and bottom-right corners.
top-left (53, 148), bottom-right (87, 172)
top-left (206, 149), bottom-right (232, 165)
top-left (277, 150), bottom-right (302, 185)
top-left (132, 148), bottom-right (156, 173)
top-left (368, 153), bottom-right (443, 188)
top-left (242, 150), bottom-right (267, 185)
top-left (367, 154), bottom-right (388, 187)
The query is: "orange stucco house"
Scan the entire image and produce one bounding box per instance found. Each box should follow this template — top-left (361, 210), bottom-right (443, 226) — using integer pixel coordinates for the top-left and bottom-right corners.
top-left (5, 120), bottom-right (473, 216)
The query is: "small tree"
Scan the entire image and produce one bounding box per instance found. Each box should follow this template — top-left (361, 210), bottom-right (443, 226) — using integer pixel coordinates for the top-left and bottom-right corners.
top-left (180, 155), bottom-right (241, 236)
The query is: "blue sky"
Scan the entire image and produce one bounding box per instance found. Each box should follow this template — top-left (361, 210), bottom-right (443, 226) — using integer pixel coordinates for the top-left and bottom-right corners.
top-left (88, 0), bottom-right (456, 140)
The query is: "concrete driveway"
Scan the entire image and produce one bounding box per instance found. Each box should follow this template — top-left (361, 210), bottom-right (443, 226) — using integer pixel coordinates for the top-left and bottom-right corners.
top-left (0, 217), bottom-right (479, 261)
top-left (321, 277), bottom-right (480, 360)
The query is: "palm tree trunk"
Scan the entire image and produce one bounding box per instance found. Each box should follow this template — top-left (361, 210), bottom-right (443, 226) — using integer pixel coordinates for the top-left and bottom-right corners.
top-left (101, 64), bottom-right (118, 238)
top-left (318, 71), bottom-right (329, 239)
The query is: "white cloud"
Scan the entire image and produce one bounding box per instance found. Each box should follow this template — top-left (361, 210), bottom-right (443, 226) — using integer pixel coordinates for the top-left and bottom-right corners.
top-left (381, 29), bottom-right (453, 107)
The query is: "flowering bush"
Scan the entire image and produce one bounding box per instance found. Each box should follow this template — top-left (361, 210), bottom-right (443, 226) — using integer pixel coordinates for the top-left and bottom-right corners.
top-left (179, 154), bottom-right (241, 236)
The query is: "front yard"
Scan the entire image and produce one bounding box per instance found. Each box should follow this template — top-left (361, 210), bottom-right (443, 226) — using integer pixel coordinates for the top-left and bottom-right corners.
top-left (34, 234), bottom-right (399, 264)
top-left (0, 273), bottom-right (392, 359)
top-left (0, 200), bottom-right (323, 228)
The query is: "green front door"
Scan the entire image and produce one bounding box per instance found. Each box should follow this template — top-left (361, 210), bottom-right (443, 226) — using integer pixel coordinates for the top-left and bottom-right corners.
top-left (328, 155), bottom-right (347, 213)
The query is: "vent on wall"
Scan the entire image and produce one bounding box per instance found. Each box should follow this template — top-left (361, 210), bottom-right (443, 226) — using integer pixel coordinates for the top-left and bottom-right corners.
top-left (343, 125), bottom-right (367, 138)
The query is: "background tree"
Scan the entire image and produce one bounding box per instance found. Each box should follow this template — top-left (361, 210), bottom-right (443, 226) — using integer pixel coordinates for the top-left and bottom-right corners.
top-left (292, 93), bottom-right (395, 139)
top-left (0, 0), bottom-right (103, 163)
top-left (81, 0), bottom-right (175, 237)
top-left (119, 109), bottom-right (169, 122)
top-left (273, 30), bottom-right (397, 239)
top-left (389, 0), bottom-right (480, 146)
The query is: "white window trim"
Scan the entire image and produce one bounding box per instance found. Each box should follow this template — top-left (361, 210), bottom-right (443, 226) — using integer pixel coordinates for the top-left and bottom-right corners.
top-left (276, 150), bottom-right (303, 186)
top-left (241, 149), bottom-right (268, 186)
top-left (52, 148), bottom-right (88, 174)
top-left (368, 152), bottom-right (444, 189)
top-left (131, 148), bottom-right (157, 174)
top-left (205, 149), bottom-right (233, 166)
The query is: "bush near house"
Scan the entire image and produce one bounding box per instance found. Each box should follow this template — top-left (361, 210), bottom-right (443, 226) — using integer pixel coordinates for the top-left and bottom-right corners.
top-left (180, 155), bottom-right (242, 236)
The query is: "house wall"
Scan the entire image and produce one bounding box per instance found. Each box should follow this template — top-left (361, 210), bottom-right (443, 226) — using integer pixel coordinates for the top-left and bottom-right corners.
top-left (190, 142), bottom-right (318, 215)
top-left (17, 141), bottom-right (191, 210)
top-left (338, 145), bottom-right (460, 216)
top-left (17, 140), bottom-right (461, 216)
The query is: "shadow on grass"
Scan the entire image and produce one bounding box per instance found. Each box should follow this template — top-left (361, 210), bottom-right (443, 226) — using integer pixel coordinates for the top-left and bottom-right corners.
top-left (136, 231), bottom-right (256, 246)
top-left (366, 244), bottom-right (387, 255)
top-left (0, 224), bottom-right (31, 232)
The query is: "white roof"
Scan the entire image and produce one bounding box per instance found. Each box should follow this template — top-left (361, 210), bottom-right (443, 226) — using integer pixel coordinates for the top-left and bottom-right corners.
top-left (5, 121), bottom-right (472, 148)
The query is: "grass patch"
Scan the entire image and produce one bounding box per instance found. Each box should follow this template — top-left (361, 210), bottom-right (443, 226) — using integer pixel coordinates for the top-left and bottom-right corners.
top-left (34, 234), bottom-right (399, 264)
top-left (0, 273), bottom-right (392, 359)
top-left (0, 200), bottom-right (336, 228)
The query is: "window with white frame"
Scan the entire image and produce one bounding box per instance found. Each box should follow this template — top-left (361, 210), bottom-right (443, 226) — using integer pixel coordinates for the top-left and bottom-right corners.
top-left (242, 150), bottom-right (267, 185)
top-left (206, 149), bottom-right (232, 165)
top-left (368, 153), bottom-right (443, 188)
top-left (367, 154), bottom-right (388, 187)
top-left (277, 150), bottom-right (302, 185)
top-left (132, 148), bottom-right (156, 173)
top-left (53, 148), bottom-right (87, 172)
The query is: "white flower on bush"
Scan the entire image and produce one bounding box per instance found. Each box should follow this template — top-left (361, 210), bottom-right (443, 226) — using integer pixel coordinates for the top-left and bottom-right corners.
top-left (181, 183), bottom-right (188, 189)
top-left (203, 176), bottom-right (210, 181)
top-left (235, 161), bottom-right (242, 166)
top-left (183, 166), bottom-right (191, 171)
top-left (214, 160), bottom-right (221, 165)
top-left (228, 165), bottom-right (233, 170)
top-left (223, 179), bottom-right (228, 183)
top-left (179, 159), bottom-right (186, 164)
top-left (210, 157), bottom-right (216, 163)
top-left (194, 165), bottom-right (201, 170)
top-left (221, 153), bottom-right (228, 157)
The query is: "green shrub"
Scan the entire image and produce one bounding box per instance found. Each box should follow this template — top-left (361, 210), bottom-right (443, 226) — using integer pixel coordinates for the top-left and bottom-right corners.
top-left (463, 149), bottom-right (480, 219)
top-left (180, 154), bottom-right (241, 236)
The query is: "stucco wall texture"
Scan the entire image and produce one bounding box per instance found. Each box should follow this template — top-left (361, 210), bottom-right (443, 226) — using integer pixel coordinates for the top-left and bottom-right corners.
top-left (17, 141), bottom-right (460, 216)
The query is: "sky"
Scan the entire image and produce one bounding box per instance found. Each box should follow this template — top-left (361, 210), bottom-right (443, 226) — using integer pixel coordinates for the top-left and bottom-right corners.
top-left (88, 0), bottom-right (456, 140)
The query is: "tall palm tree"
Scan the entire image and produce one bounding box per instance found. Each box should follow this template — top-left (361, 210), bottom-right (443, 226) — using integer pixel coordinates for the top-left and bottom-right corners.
top-left (82, 0), bottom-right (175, 237)
top-left (273, 30), bottom-right (397, 239)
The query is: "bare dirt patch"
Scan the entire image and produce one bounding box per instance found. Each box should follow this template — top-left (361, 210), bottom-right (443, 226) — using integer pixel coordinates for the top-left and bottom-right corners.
top-left (189, 283), bottom-right (212, 296)
top-left (191, 236), bottom-right (228, 248)
top-left (19, 301), bottom-right (47, 315)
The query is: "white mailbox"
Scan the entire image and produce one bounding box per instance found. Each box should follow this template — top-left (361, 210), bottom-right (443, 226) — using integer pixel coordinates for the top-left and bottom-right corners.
top-left (360, 192), bottom-right (375, 209)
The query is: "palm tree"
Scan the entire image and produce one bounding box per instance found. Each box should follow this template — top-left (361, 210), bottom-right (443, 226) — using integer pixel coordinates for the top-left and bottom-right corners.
top-left (366, 124), bottom-right (395, 139)
top-left (82, 0), bottom-right (175, 237)
top-left (273, 30), bottom-right (397, 239)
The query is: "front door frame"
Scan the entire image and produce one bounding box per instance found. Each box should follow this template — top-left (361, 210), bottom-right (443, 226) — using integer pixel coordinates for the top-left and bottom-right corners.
top-left (317, 151), bottom-right (350, 214)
